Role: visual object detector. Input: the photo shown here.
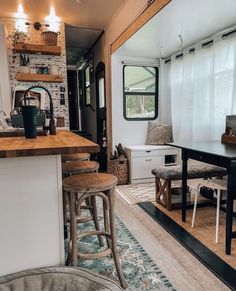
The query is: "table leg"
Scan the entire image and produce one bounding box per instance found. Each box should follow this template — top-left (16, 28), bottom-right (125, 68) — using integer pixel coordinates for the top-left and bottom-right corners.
top-left (226, 162), bottom-right (236, 255)
top-left (182, 151), bottom-right (188, 222)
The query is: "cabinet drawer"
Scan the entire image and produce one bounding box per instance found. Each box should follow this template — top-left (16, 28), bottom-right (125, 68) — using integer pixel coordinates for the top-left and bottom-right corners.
top-left (132, 156), bottom-right (164, 179)
top-left (131, 148), bottom-right (179, 157)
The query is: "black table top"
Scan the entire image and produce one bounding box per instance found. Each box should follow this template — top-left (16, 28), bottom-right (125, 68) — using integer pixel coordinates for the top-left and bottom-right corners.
top-left (168, 141), bottom-right (236, 159)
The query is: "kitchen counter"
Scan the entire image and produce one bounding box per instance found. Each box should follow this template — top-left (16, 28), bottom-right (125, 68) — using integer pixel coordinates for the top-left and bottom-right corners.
top-left (0, 130), bottom-right (99, 158)
top-left (0, 130), bottom-right (99, 277)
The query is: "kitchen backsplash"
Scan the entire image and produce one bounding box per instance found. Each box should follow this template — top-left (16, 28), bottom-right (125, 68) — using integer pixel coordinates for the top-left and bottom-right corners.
top-left (0, 17), bottom-right (69, 127)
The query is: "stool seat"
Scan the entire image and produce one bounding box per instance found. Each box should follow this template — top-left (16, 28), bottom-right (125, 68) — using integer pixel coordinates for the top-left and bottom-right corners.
top-left (63, 173), bottom-right (118, 193)
top-left (62, 161), bottom-right (99, 174)
top-left (62, 153), bottom-right (90, 162)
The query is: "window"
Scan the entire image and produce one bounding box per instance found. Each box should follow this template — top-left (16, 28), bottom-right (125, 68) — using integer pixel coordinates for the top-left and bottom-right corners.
top-left (84, 65), bottom-right (90, 106)
top-left (123, 65), bottom-right (158, 120)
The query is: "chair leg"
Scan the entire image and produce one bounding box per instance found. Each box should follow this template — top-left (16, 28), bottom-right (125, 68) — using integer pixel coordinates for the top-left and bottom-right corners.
top-left (216, 189), bottom-right (221, 244)
top-left (191, 184), bottom-right (200, 228)
top-left (107, 188), bottom-right (127, 289)
top-left (91, 196), bottom-right (104, 247)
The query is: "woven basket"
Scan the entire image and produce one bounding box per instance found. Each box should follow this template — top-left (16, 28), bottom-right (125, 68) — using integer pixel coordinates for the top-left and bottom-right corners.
top-left (41, 31), bottom-right (59, 46)
top-left (108, 157), bottom-right (128, 185)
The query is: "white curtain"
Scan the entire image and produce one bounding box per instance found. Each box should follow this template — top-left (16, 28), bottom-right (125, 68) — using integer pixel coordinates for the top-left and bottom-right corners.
top-left (170, 35), bottom-right (236, 143)
top-left (159, 59), bottom-right (171, 124)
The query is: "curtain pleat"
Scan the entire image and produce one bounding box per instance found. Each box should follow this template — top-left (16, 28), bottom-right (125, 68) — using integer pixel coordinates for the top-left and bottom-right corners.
top-left (168, 36), bottom-right (236, 142)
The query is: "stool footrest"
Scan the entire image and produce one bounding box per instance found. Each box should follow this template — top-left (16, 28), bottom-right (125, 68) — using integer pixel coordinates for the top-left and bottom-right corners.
top-left (67, 215), bottom-right (94, 223)
top-left (78, 230), bottom-right (110, 239)
top-left (78, 249), bottom-right (112, 260)
top-left (77, 216), bottom-right (94, 223)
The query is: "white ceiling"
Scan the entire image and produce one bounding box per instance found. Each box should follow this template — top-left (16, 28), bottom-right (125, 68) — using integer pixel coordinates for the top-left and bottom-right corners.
top-left (65, 25), bottom-right (103, 65)
top-left (0, 0), bottom-right (126, 29)
top-left (116, 0), bottom-right (236, 58)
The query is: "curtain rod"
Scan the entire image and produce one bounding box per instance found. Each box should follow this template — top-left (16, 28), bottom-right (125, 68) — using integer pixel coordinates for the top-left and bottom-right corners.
top-left (121, 61), bottom-right (159, 67)
top-left (164, 25), bottom-right (236, 64)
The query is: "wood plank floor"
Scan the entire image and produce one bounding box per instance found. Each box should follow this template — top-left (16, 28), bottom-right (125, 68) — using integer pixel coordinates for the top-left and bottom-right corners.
top-left (152, 201), bottom-right (236, 269)
top-left (116, 194), bottom-right (230, 291)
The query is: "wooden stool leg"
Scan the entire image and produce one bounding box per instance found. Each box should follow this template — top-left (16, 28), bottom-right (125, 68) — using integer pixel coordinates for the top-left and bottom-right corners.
top-left (91, 196), bottom-right (104, 247)
top-left (103, 194), bottom-right (112, 254)
top-left (63, 190), bottom-right (69, 240)
top-left (107, 188), bottom-right (127, 289)
top-left (70, 191), bottom-right (78, 267)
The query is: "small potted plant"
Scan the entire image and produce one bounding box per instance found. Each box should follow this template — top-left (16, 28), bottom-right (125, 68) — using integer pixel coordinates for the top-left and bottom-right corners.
top-left (12, 30), bottom-right (29, 44)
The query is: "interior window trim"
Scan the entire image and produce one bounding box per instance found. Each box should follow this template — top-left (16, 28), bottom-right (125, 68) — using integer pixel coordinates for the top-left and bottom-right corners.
top-left (123, 65), bottom-right (159, 121)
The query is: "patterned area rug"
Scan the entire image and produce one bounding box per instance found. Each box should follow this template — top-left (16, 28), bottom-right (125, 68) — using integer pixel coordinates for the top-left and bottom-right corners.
top-left (66, 207), bottom-right (176, 291)
top-left (115, 183), bottom-right (155, 204)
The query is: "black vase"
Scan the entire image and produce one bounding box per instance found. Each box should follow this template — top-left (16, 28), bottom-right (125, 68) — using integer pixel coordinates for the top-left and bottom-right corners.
top-left (21, 105), bottom-right (37, 138)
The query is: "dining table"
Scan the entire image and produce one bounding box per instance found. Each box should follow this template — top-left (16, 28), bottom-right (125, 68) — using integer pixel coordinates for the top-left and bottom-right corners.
top-left (169, 141), bottom-right (236, 255)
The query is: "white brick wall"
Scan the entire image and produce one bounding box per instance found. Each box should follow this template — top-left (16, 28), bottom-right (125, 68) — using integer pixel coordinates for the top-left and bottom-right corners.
top-left (0, 18), bottom-right (69, 127)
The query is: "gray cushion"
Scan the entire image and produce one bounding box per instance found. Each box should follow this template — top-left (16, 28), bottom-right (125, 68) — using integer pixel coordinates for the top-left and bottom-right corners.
top-left (152, 164), bottom-right (227, 180)
top-left (0, 267), bottom-right (124, 291)
top-left (145, 122), bottom-right (173, 145)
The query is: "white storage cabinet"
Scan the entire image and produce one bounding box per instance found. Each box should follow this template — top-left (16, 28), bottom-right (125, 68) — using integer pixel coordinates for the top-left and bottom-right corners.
top-left (125, 145), bottom-right (180, 184)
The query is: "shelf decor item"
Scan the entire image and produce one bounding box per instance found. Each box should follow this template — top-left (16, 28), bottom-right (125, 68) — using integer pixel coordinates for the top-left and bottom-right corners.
top-left (12, 30), bottom-right (29, 45)
top-left (221, 115), bottom-right (236, 144)
top-left (41, 31), bottom-right (60, 46)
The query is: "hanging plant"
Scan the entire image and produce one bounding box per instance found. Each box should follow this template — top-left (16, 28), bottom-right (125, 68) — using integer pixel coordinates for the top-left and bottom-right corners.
top-left (12, 30), bottom-right (29, 45)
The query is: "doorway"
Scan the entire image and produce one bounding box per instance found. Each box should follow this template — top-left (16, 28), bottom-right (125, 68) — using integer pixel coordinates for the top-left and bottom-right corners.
top-left (67, 69), bottom-right (79, 130)
top-left (96, 62), bottom-right (107, 170)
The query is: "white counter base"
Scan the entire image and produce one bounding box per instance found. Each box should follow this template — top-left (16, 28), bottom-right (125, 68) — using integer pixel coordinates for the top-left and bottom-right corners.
top-left (0, 155), bottom-right (64, 277)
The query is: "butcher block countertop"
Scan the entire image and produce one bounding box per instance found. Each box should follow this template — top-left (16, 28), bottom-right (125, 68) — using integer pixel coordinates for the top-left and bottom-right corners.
top-left (0, 130), bottom-right (99, 158)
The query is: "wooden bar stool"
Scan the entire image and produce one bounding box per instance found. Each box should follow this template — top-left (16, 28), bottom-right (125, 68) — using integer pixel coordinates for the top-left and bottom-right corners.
top-left (62, 160), bottom-right (99, 175)
top-left (63, 173), bottom-right (127, 289)
top-left (62, 153), bottom-right (90, 163)
top-left (62, 160), bottom-right (102, 246)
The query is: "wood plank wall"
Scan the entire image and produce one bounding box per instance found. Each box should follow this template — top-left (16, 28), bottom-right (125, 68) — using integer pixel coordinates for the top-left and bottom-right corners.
top-left (111, 0), bottom-right (172, 54)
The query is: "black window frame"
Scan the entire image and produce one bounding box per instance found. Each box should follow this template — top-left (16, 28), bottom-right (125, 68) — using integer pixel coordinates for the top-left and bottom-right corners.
top-left (123, 65), bottom-right (159, 121)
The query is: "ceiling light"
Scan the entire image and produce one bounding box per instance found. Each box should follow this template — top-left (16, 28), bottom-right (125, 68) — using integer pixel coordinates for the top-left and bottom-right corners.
top-left (45, 6), bottom-right (60, 32)
top-left (14, 3), bottom-right (28, 32)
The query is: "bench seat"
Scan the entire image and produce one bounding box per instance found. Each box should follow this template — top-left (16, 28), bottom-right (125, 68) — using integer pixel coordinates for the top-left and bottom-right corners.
top-left (152, 164), bottom-right (227, 180)
top-left (152, 164), bottom-right (227, 210)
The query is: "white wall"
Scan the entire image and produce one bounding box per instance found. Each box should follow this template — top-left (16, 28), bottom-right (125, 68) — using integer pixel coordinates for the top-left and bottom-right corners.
top-left (111, 55), bottom-right (159, 148)
top-left (0, 24), bottom-right (11, 114)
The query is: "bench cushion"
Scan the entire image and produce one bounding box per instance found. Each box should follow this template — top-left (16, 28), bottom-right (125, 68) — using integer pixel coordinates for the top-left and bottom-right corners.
top-left (152, 164), bottom-right (227, 180)
top-left (0, 267), bottom-right (123, 291)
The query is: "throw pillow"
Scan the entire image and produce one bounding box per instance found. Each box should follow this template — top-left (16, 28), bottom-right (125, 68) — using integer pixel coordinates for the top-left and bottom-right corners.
top-left (145, 121), bottom-right (173, 145)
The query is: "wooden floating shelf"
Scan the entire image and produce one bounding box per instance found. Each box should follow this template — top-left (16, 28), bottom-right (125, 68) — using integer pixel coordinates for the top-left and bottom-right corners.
top-left (16, 73), bottom-right (63, 83)
top-left (14, 43), bottom-right (61, 56)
